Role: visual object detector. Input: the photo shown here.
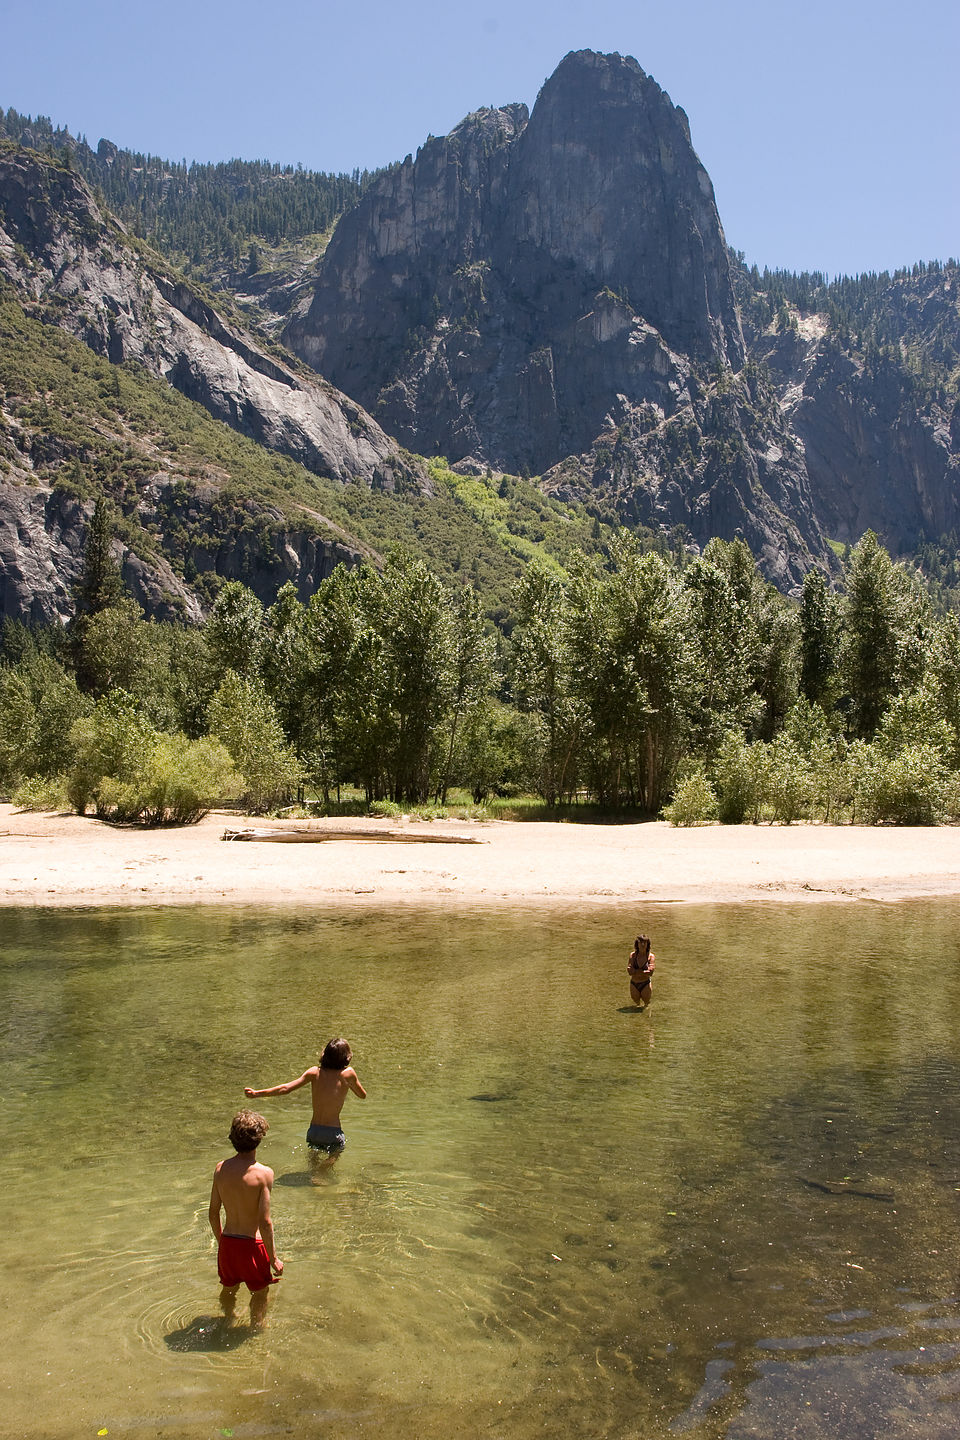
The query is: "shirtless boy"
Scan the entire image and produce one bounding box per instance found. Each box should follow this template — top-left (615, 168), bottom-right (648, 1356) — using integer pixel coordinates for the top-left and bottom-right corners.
top-left (245, 1037), bottom-right (366, 1161)
top-left (209, 1110), bottom-right (283, 1324)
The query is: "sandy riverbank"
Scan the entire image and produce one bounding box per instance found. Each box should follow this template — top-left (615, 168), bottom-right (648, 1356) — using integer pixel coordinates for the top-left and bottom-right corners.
top-left (2, 804), bottom-right (960, 909)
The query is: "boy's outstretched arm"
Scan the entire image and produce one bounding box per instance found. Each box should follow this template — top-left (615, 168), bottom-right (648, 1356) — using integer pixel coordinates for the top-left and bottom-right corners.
top-left (345, 1067), bottom-right (367, 1099)
top-left (245, 1068), bottom-right (316, 1099)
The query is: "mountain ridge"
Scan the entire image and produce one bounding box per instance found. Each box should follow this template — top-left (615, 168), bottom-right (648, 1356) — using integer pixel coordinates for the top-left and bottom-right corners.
top-left (1, 52), bottom-right (959, 617)
top-left (283, 49), bottom-right (827, 587)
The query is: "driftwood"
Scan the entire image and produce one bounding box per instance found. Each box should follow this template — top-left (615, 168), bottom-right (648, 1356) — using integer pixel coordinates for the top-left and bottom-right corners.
top-left (222, 826), bottom-right (483, 845)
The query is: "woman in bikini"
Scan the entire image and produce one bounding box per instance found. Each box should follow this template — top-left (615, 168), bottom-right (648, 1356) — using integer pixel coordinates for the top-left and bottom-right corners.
top-left (627, 935), bottom-right (655, 1006)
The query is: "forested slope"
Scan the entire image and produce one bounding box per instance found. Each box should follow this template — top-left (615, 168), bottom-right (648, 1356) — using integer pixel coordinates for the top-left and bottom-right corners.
top-left (735, 257), bottom-right (960, 573)
top-left (0, 283), bottom-right (618, 623)
top-left (0, 105), bottom-right (370, 283)
top-left (4, 79), bottom-right (959, 596)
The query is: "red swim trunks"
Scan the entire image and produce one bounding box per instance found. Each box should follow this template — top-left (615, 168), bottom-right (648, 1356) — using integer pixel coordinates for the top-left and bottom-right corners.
top-left (217, 1234), bottom-right (278, 1292)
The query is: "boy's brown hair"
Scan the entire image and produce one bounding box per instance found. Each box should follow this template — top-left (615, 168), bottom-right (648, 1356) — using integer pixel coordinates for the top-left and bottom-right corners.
top-left (320, 1038), bottom-right (352, 1070)
top-left (229, 1110), bottom-right (269, 1152)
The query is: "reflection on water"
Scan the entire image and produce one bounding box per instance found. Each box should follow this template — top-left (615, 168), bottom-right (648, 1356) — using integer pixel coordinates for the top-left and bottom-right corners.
top-left (4, 900), bottom-right (960, 1437)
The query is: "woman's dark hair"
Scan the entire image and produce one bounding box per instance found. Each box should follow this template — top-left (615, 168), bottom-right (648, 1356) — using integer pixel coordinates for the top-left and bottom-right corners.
top-left (632, 936), bottom-right (651, 960)
top-left (320, 1037), bottom-right (352, 1070)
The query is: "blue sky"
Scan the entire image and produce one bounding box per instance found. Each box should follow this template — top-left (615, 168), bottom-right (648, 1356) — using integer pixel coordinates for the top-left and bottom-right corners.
top-left (2, 0), bottom-right (957, 277)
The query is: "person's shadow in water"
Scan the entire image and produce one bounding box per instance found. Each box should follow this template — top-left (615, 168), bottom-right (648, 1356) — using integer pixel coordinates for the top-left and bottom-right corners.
top-left (275, 1169), bottom-right (318, 1187)
top-left (276, 1151), bottom-right (343, 1187)
top-left (164, 1314), bottom-right (255, 1352)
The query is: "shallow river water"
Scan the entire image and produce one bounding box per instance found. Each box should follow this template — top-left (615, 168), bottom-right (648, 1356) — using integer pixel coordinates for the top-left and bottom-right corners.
top-left (5, 899), bottom-right (960, 1439)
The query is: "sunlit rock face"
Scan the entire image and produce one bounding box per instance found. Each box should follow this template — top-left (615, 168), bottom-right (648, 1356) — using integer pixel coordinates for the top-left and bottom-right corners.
top-left (0, 147), bottom-right (422, 493)
top-left (285, 50), bottom-right (829, 587)
top-left (286, 49), bottom-right (744, 474)
top-left (0, 148), bottom-right (403, 621)
top-left (744, 274), bottom-right (960, 554)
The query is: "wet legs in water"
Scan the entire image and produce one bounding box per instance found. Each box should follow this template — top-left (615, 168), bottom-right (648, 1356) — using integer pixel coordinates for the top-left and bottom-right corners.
top-left (309, 1146), bottom-right (343, 1184)
top-left (220, 1283), bottom-right (270, 1328)
top-left (630, 980), bottom-right (652, 1009)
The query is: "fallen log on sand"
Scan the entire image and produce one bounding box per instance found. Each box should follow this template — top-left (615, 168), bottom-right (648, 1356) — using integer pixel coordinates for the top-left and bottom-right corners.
top-left (222, 826), bottom-right (484, 845)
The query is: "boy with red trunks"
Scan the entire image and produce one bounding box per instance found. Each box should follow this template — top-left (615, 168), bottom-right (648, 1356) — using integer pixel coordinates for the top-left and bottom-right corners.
top-left (209, 1110), bottom-right (283, 1325)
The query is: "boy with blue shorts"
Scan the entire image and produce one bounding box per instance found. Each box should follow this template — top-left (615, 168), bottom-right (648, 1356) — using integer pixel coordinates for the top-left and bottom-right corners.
top-left (245, 1038), bottom-right (366, 1162)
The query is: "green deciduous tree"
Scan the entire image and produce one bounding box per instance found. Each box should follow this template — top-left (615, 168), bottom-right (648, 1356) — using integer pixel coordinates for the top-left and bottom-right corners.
top-left (713, 730), bottom-right (763, 824)
top-left (799, 567), bottom-right (840, 708)
top-left (377, 549), bottom-right (454, 803)
top-left (0, 667), bottom-right (36, 794)
top-left (261, 582), bottom-right (310, 759)
top-left (208, 670), bottom-right (298, 813)
top-left (302, 563), bottom-right (368, 803)
top-left (0, 653), bottom-right (92, 795)
top-left (566, 538), bottom-right (695, 812)
top-left (436, 585), bottom-right (494, 804)
top-left (842, 532), bottom-right (929, 738)
top-left (75, 598), bottom-right (159, 700)
top-left (511, 566), bottom-right (579, 806)
top-left (783, 698), bottom-right (847, 821)
top-left (207, 581), bottom-right (264, 679)
top-left (459, 700), bottom-right (541, 803)
top-left (683, 540), bottom-right (764, 750)
top-left (924, 613), bottom-right (960, 767)
top-left (762, 732), bottom-right (812, 823)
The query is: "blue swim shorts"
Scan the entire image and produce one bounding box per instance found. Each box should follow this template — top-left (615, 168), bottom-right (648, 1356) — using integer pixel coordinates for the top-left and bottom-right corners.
top-left (306, 1123), bottom-right (346, 1153)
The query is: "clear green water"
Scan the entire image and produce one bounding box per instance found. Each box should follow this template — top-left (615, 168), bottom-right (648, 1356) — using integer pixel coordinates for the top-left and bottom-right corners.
top-left (5, 900), bottom-right (960, 1439)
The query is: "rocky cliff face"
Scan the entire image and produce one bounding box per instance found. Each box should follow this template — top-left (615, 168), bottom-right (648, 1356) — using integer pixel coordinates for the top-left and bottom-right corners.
top-left (0, 147), bottom-right (414, 622)
top-left (0, 453), bottom-right (363, 628)
top-left (541, 352), bottom-right (821, 588)
top-left (287, 52), bottom-right (744, 467)
top-left (0, 148), bottom-right (420, 493)
top-left (4, 57), bottom-right (956, 613)
top-left (284, 51), bottom-right (829, 584)
top-left (740, 266), bottom-right (960, 555)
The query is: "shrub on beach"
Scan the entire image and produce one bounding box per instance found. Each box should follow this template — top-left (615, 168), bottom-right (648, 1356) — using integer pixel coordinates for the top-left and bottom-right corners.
top-left (661, 769), bottom-right (719, 826)
top-left (762, 734), bottom-right (813, 824)
top-left (92, 735), bottom-right (239, 824)
top-left (852, 742), bottom-right (947, 826)
top-left (66, 689), bottom-right (240, 824)
top-left (713, 731), bottom-right (762, 824)
top-left (12, 773), bottom-right (71, 812)
top-left (67, 690), bottom-right (153, 815)
top-left (138, 734), bottom-right (239, 824)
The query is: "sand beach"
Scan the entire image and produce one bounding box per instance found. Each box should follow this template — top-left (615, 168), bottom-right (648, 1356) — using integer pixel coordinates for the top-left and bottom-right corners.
top-left (2, 803), bottom-right (960, 909)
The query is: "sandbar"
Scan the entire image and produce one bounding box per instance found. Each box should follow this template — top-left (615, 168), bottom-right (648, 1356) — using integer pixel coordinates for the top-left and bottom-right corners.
top-left (2, 804), bottom-right (960, 909)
